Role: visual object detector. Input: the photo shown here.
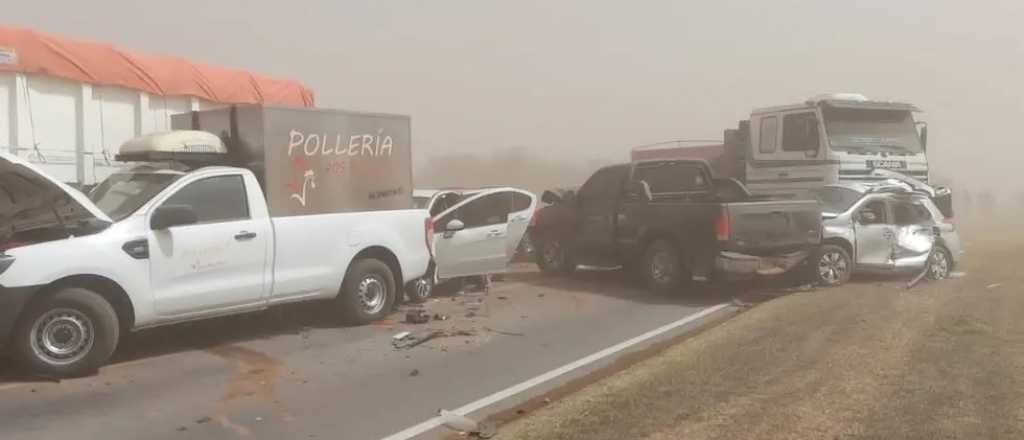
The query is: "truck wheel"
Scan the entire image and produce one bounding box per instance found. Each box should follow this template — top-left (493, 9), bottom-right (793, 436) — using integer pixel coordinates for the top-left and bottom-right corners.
top-left (814, 244), bottom-right (852, 287)
top-left (339, 259), bottom-right (396, 324)
top-left (13, 287), bottom-right (120, 377)
top-left (535, 238), bottom-right (575, 275)
top-left (643, 240), bottom-right (689, 294)
top-left (926, 246), bottom-right (952, 280)
top-left (405, 276), bottom-right (434, 304)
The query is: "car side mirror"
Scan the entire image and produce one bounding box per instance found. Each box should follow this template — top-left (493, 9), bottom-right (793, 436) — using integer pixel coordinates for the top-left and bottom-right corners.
top-left (626, 180), bottom-right (653, 202)
top-left (151, 205), bottom-right (198, 230)
top-left (443, 219), bottom-right (465, 238)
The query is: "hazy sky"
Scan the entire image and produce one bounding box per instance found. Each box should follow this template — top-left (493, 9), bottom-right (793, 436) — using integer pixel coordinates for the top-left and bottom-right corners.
top-left (7, 1), bottom-right (1024, 191)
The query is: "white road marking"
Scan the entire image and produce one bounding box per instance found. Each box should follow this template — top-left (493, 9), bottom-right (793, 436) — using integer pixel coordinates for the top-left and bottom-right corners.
top-left (380, 303), bottom-right (732, 440)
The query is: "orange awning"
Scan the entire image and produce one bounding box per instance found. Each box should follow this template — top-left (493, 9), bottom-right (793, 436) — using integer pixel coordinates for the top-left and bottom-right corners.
top-left (0, 25), bottom-right (314, 107)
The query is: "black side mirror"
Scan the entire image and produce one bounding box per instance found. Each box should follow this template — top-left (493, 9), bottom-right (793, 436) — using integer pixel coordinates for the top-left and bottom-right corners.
top-left (541, 190), bottom-right (562, 205)
top-left (627, 180), bottom-right (653, 202)
top-left (151, 205), bottom-right (198, 230)
top-left (917, 122), bottom-right (928, 152)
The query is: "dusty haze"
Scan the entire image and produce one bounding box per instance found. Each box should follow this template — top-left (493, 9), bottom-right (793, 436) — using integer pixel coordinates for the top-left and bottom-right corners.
top-left (6, 1), bottom-right (1024, 201)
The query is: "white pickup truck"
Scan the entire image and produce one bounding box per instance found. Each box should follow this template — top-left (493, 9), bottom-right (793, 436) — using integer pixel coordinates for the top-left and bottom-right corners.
top-left (0, 106), bottom-right (432, 376)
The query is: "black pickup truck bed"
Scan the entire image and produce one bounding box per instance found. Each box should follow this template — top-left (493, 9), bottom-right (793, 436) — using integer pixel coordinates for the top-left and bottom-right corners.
top-left (532, 159), bottom-right (822, 293)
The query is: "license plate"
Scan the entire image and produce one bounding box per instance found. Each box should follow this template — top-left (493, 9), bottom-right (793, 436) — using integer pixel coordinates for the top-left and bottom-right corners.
top-left (868, 159), bottom-right (907, 169)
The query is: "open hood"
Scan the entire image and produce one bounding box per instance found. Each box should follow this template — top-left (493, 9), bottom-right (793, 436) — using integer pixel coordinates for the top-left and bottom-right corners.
top-left (0, 154), bottom-right (111, 249)
top-left (869, 169), bottom-right (938, 196)
top-left (870, 169), bottom-right (954, 218)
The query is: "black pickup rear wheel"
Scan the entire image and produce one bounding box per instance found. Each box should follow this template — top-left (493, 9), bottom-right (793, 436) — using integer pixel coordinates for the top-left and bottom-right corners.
top-left (642, 240), bottom-right (689, 294)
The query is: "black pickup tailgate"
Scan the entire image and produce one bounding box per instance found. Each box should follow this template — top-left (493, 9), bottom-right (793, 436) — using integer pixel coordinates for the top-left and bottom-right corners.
top-left (719, 200), bottom-right (822, 254)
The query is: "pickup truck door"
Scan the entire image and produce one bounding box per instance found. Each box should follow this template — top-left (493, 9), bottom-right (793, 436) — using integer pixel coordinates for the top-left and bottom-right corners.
top-left (147, 173), bottom-right (271, 316)
top-left (575, 165), bottom-right (629, 265)
top-left (852, 198), bottom-right (894, 267)
top-left (434, 190), bottom-right (513, 279)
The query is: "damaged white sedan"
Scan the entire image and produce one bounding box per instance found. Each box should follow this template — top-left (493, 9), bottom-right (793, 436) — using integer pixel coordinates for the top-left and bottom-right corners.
top-left (811, 174), bottom-right (962, 286)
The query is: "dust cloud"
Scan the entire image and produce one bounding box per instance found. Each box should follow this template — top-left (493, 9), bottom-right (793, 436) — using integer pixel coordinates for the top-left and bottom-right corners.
top-left (414, 147), bottom-right (610, 196)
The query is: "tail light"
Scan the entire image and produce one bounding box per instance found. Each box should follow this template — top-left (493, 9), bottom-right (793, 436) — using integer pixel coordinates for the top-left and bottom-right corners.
top-left (714, 208), bottom-right (729, 241)
top-left (529, 208), bottom-right (540, 227)
top-left (424, 216), bottom-right (434, 257)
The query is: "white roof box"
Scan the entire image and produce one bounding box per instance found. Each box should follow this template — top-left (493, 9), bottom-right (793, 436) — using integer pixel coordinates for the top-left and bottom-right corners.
top-left (116, 130), bottom-right (228, 164)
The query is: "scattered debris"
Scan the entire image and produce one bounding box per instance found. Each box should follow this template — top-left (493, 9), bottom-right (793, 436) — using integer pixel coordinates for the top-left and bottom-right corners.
top-left (409, 369), bottom-right (420, 377)
top-left (195, 416), bottom-right (212, 425)
top-left (537, 293), bottom-right (545, 298)
top-left (987, 283), bottom-right (1002, 289)
top-left (465, 311), bottom-right (477, 318)
top-left (433, 313), bottom-right (449, 321)
top-left (905, 265), bottom-right (931, 290)
top-left (485, 327), bottom-right (525, 337)
top-left (948, 272), bottom-right (967, 279)
top-left (370, 319), bottom-right (394, 326)
top-left (393, 329), bottom-right (476, 350)
top-left (497, 296), bottom-right (508, 300)
top-left (393, 331), bottom-right (412, 341)
top-left (438, 409), bottom-right (496, 439)
top-left (176, 426), bottom-right (188, 432)
top-left (255, 417), bottom-right (263, 422)
top-left (406, 309), bottom-right (431, 324)
top-left (543, 398), bottom-right (551, 404)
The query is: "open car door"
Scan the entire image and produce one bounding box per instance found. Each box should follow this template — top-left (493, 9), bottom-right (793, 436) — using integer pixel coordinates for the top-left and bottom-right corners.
top-left (431, 188), bottom-right (537, 279)
top-left (505, 189), bottom-right (538, 262)
top-left (433, 189), bottom-right (513, 279)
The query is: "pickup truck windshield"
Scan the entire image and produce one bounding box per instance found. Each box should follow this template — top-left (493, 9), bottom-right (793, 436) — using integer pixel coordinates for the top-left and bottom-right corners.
top-left (823, 108), bottom-right (922, 154)
top-left (89, 173), bottom-right (183, 221)
top-left (812, 186), bottom-right (862, 214)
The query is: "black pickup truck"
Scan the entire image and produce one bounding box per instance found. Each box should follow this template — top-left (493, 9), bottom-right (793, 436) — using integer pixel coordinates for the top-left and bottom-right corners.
top-left (531, 159), bottom-right (822, 293)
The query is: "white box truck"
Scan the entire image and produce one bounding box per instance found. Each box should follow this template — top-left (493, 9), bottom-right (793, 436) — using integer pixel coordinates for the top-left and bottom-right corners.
top-left (0, 105), bottom-right (431, 376)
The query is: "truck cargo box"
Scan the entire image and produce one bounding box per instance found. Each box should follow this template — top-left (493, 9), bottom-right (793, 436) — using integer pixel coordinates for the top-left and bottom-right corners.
top-left (171, 105), bottom-right (412, 216)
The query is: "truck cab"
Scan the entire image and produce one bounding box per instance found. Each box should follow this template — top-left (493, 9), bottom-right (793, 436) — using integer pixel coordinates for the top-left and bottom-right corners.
top-left (742, 93), bottom-right (929, 197)
top-left (631, 94), bottom-right (931, 200)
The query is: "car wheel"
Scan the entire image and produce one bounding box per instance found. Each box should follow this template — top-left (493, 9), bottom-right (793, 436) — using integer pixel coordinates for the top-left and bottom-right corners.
top-left (926, 246), bottom-right (952, 280)
top-left (338, 259), bottom-right (396, 324)
top-left (642, 240), bottom-right (689, 294)
top-left (536, 237), bottom-right (576, 275)
top-left (14, 287), bottom-right (120, 377)
top-left (405, 276), bottom-right (434, 304)
top-left (815, 244), bottom-right (852, 287)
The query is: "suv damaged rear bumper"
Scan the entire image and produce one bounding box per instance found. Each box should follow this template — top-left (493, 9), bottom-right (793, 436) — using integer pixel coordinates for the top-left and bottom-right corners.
top-left (715, 250), bottom-right (811, 277)
top-left (0, 284), bottom-right (40, 350)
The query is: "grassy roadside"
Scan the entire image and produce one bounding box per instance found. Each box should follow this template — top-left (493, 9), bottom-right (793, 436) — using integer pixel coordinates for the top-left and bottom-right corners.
top-left (494, 222), bottom-right (1024, 440)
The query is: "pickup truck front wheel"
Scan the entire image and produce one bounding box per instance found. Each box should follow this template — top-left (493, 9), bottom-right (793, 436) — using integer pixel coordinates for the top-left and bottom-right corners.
top-left (536, 238), bottom-right (576, 275)
top-left (643, 240), bottom-right (689, 294)
top-left (339, 259), bottom-right (397, 324)
top-left (13, 287), bottom-right (120, 377)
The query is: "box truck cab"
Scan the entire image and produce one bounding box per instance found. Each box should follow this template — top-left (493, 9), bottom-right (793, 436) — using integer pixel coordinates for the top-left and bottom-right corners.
top-left (744, 93), bottom-right (928, 197)
top-left (0, 106), bottom-right (431, 376)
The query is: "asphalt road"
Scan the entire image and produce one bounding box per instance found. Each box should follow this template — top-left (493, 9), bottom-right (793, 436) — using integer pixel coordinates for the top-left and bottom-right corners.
top-left (0, 264), bottom-right (729, 440)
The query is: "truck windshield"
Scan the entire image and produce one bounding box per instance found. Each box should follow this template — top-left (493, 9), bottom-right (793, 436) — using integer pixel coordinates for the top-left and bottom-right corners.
top-left (88, 173), bottom-right (183, 221)
top-left (823, 108), bottom-right (922, 154)
top-left (812, 186), bottom-right (863, 214)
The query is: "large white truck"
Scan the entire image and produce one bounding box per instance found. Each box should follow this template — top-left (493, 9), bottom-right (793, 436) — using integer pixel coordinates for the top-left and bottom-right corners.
top-left (632, 93), bottom-right (931, 198)
top-left (0, 105), bottom-right (431, 376)
top-left (1, 25), bottom-right (314, 189)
